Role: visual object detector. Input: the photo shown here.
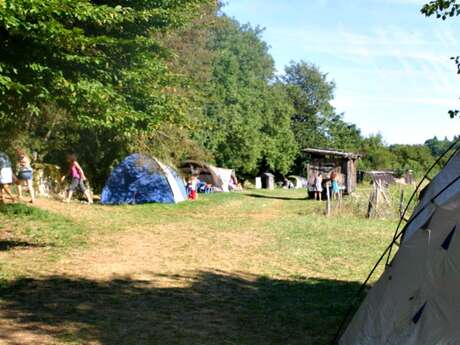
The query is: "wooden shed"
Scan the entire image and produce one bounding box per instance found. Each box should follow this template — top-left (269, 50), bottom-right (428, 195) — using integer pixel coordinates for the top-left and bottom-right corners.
top-left (303, 148), bottom-right (361, 195)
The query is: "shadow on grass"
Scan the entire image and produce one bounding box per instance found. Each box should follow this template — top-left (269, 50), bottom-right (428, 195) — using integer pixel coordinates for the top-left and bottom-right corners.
top-left (0, 240), bottom-right (46, 251)
top-left (0, 271), bottom-right (359, 345)
top-left (245, 193), bottom-right (308, 201)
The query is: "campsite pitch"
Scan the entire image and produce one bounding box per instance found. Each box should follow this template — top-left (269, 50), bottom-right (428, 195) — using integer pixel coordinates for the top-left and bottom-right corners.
top-left (0, 190), bottom-right (395, 345)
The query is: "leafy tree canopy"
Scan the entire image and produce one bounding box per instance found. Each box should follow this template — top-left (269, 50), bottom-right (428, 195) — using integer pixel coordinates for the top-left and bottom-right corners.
top-left (192, 16), bottom-right (297, 175)
top-left (0, 0), bottom-right (211, 187)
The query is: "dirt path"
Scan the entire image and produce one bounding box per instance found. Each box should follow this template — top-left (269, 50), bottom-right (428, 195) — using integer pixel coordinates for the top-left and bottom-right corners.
top-left (34, 197), bottom-right (283, 281)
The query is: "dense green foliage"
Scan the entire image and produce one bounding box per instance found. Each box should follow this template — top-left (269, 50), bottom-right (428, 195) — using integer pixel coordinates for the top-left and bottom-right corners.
top-left (358, 135), bottom-right (435, 175)
top-left (0, 1), bottom-right (456, 189)
top-left (283, 62), bottom-right (336, 150)
top-left (0, 0), bottom-right (213, 187)
top-left (201, 19), bottom-right (297, 175)
top-left (425, 135), bottom-right (458, 156)
top-left (358, 134), bottom-right (460, 176)
top-left (165, 14), bottom-right (299, 175)
top-left (280, 61), bottom-right (362, 173)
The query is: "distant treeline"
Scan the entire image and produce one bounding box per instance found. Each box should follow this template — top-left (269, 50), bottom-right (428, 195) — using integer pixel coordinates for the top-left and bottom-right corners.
top-left (359, 135), bottom-right (458, 176)
top-left (0, 1), bottom-right (457, 189)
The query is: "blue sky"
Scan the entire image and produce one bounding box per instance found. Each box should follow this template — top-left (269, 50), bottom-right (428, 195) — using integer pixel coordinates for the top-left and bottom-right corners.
top-left (223, 0), bottom-right (460, 144)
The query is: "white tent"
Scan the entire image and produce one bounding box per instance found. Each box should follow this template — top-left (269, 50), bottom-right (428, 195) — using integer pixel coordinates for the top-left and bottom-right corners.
top-left (339, 148), bottom-right (460, 345)
top-left (213, 167), bottom-right (235, 192)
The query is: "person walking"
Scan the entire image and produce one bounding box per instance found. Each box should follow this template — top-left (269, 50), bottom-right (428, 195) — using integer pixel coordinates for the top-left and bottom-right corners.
top-left (15, 149), bottom-right (35, 204)
top-left (61, 152), bottom-right (93, 204)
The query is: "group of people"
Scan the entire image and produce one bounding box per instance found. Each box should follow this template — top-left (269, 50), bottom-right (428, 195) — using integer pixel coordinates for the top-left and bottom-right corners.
top-left (186, 174), bottom-right (242, 200)
top-left (0, 150), bottom-right (93, 205)
top-left (313, 171), bottom-right (341, 201)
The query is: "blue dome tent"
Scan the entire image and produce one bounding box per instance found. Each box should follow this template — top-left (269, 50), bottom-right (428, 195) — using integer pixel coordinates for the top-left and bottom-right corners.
top-left (101, 154), bottom-right (187, 205)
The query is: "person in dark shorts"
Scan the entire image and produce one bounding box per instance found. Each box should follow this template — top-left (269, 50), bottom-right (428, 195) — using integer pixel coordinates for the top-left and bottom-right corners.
top-left (16, 149), bottom-right (35, 203)
top-left (61, 152), bottom-right (93, 204)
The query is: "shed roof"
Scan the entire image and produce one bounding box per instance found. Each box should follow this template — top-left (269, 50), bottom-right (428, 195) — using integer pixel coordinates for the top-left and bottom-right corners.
top-left (303, 148), bottom-right (362, 159)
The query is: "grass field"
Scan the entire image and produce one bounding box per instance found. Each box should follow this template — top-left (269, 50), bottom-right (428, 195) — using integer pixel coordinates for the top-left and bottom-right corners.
top-left (0, 189), bottom-right (397, 345)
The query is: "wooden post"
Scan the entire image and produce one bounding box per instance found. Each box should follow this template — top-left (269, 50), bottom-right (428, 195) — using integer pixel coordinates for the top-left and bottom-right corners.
top-left (367, 179), bottom-right (394, 219)
top-left (338, 188), bottom-right (343, 209)
top-left (375, 180), bottom-right (381, 211)
top-left (399, 187), bottom-right (405, 218)
top-left (326, 184), bottom-right (331, 216)
top-left (367, 182), bottom-right (377, 218)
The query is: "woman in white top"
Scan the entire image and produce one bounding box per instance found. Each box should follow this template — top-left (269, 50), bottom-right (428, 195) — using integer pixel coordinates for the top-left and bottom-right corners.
top-left (314, 172), bottom-right (323, 201)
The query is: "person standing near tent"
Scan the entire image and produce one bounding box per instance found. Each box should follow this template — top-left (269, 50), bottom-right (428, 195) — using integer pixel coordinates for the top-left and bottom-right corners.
top-left (0, 152), bottom-right (15, 204)
top-left (61, 152), bottom-right (93, 204)
top-left (15, 149), bottom-right (35, 204)
top-left (314, 172), bottom-right (323, 201)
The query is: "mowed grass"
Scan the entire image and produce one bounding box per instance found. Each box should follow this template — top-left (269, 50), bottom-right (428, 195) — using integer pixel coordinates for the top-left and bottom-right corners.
top-left (0, 189), bottom-right (397, 345)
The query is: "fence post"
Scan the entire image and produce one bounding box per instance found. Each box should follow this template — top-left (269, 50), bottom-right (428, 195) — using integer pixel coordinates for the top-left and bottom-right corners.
top-left (338, 188), bottom-right (343, 209)
top-left (326, 184), bottom-right (331, 216)
top-left (399, 187), bottom-right (405, 218)
top-left (367, 183), bottom-right (377, 218)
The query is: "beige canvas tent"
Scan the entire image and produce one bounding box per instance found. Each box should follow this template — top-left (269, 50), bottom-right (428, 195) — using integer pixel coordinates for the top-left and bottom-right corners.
top-left (179, 160), bottom-right (238, 192)
top-left (338, 146), bottom-right (460, 345)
